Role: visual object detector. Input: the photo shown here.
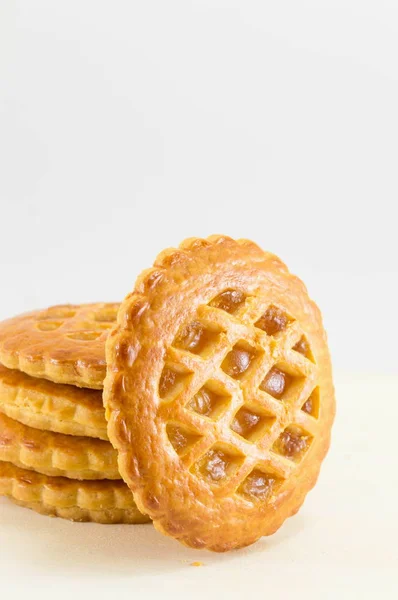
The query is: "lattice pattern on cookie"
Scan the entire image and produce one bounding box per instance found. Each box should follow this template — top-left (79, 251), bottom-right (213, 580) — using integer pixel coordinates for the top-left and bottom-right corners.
top-left (158, 293), bottom-right (318, 498)
top-left (185, 381), bottom-right (231, 420)
top-left (272, 425), bottom-right (313, 463)
top-left (166, 424), bottom-right (203, 456)
top-left (301, 386), bottom-right (320, 419)
top-left (230, 406), bottom-right (275, 442)
top-left (104, 235), bottom-right (335, 551)
top-left (292, 335), bottom-right (315, 362)
top-left (191, 444), bottom-right (245, 483)
top-left (221, 341), bottom-right (261, 380)
top-left (0, 303), bottom-right (120, 388)
top-left (209, 290), bottom-right (247, 314)
top-left (173, 321), bottom-right (222, 358)
top-left (0, 461), bottom-right (149, 524)
top-left (254, 305), bottom-right (293, 336)
top-left (237, 467), bottom-right (284, 502)
top-left (159, 366), bottom-right (193, 400)
top-left (260, 364), bottom-right (305, 403)
top-left (0, 412), bottom-right (119, 480)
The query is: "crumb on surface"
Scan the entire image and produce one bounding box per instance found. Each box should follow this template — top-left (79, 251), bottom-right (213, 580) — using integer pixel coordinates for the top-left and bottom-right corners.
top-left (190, 561), bottom-right (203, 567)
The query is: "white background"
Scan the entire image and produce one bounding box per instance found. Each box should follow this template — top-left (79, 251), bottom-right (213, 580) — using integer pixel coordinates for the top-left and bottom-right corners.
top-left (0, 1), bottom-right (397, 598)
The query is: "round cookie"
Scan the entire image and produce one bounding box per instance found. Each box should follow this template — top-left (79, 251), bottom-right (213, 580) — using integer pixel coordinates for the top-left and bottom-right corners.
top-left (104, 235), bottom-right (335, 552)
top-left (0, 365), bottom-right (108, 440)
top-left (0, 303), bottom-right (119, 389)
top-left (0, 460), bottom-right (149, 524)
top-left (0, 412), bottom-right (118, 480)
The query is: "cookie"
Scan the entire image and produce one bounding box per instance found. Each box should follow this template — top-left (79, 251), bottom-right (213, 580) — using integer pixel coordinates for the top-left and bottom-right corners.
top-left (0, 364), bottom-right (107, 440)
top-left (104, 235), bottom-right (335, 551)
top-left (0, 412), bottom-right (118, 480)
top-left (0, 460), bottom-right (149, 524)
top-left (0, 303), bottom-right (119, 388)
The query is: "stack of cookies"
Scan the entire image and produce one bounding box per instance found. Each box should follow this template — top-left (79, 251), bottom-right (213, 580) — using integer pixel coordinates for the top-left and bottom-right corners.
top-left (0, 303), bottom-right (149, 524)
top-left (0, 236), bottom-right (335, 552)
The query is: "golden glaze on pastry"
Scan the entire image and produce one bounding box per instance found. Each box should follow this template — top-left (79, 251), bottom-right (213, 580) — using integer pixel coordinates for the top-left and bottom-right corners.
top-left (0, 460), bottom-right (149, 524)
top-left (0, 412), bottom-right (118, 480)
top-left (0, 303), bottom-right (119, 389)
top-left (0, 364), bottom-right (108, 440)
top-left (104, 236), bottom-right (335, 551)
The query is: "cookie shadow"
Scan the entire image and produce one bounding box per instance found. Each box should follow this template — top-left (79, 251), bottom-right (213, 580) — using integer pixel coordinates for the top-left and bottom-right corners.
top-left (0, 499), bottom-right (306, 577)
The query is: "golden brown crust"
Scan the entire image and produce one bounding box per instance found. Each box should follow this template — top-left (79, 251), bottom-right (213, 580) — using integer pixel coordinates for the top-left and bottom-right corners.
top-left (0, 364), bottom-right (108, 440)
top-left (6, 497), bottom-right (148, 524)
top-left (0, 303), bottom-right (119, 389)
top-left (0, 460), bottom-right (149, 524)
top-left (104, 235), bottom-right (335, 551)
top-left (0, 412), bottom-right (118, 480)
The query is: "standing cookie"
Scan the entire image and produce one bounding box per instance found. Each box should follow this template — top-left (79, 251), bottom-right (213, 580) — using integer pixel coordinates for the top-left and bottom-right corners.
top-left (104, 236), bottom-right (335, 552)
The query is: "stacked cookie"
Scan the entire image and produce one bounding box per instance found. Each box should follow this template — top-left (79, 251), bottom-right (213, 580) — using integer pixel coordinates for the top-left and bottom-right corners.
top-left (0, 303), bottom-right (149, 524)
